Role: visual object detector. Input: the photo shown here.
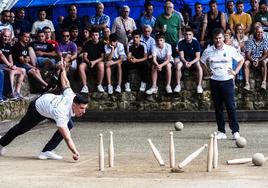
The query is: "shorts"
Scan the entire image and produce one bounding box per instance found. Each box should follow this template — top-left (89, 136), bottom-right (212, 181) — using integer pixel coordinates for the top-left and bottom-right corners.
top-left (36, 57), bottom-right (56, 67)
top-left (16, 63), bottom-right (32, 73)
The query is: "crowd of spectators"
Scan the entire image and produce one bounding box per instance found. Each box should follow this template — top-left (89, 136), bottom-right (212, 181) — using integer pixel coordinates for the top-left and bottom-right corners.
top-left (0, 0), bottom-right (268, 102)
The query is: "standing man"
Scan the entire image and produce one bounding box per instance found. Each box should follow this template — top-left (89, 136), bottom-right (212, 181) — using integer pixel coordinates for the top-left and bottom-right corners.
top-left (192, 2), bottom-right (205, 41)
top-left (139, 2), bottom-right (156, 31)
top-left (0, 62), bottom-right (88, 160)
top-left (229, 0), bottom-right (252, 35)
top-left (254, 0), bottom-right (268, 30)
top-left (247, 0), bottom-right (259, 22)
top-left (0, 10), bottom-right (14, 38)
top-left (112, 5), bottom-right (137, 48)
top-left (89, 2), bottom-right (110, 37)
top-left (201, 28), bottom-right (244, 140)
top-left (154, 1), bottom-right (181, 57)
top-left (61, 5), bottom-right (82, 33)
top-left (226, 0), bottom-right (235, 25)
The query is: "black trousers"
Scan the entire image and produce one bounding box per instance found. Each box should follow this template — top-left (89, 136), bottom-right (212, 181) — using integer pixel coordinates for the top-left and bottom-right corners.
top-left (122, 61), bottom-right (149, 83)
top-left (0, 100), bottom-right (74, 152)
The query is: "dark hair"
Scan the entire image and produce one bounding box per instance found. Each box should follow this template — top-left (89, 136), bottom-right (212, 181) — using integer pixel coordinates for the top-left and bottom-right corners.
top-left (185, 27), bottom-right (194, 34)
top-left (236, 0), bottom-right (244, 6)
top-left (155, 32), bottom-right (165, 40)
top-left (132, 29), bottom-right (141, 37)
top-left (61, 29), bottom-right (70, 34)
top-left (259, 0), bottom-right (267, 6)
top-left (209, 0), bottom-right (217, 5)
top-left (212, 28), bottom-right (224, 39)
top-left (227, 0), bottom-right (234, 5)
top-left (19, 31), bottom-right (30, 38)
top-left (195, 2), bottom-right (202, 7)
top-left (91, 28), bottom-right (99, 33)
top-left (37, 29), bottom-right (45, 35)
top-left (1, 10), bottom-right (10, 16)
top-left (73, 93), bottom-right (89, 104)
top-left (69, 25), bottom-right (79, 32)
top-left (16, 8), bottom-right (25, 14)
top-left (109, 33), bottom-right (118, 42)
top-left (42, 26), bottom-right (51, 32)
top-left (38, 9), bottom-right (46, 13)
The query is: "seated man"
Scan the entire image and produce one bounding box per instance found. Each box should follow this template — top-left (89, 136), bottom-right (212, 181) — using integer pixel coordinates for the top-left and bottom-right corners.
top-left (56, 30), bottom-right (78, 71)
top-left (13, 32), bottom-right (48, 89)
top-left (244, 26), bottom-right (268, 90)
top-left (0, 70), bottom-right (5, 102)
top-left (29, 30), bottom-right (57, 70)
top-left (0, 29), bottom-right (26, 99)
top-left (141, 25), bottom-right (155, 60)
top-left (146, 33), bottom-right (173, 95)
top-left (43, 26), bottom-right (58, 48)
top-left (79, 29), bottom-right (105, 93)
top-left (104, 33), bottom-right (126, 94)
top-left (124, 30), bottom-right (148, 92)
top-left (174, 27), bottom-right (203, 94)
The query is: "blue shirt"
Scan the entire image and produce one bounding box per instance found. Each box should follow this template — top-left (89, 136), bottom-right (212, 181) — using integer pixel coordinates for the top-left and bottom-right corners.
top-left (178, 39), bottom-right (201, 61)
top-left (90, 14), bottom-right (110, 36)
top-left (139, 15), bottom-right (156, 29)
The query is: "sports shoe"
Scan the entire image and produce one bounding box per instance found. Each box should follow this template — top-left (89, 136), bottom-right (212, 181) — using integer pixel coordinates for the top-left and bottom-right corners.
top-left (124, 82), bottom-right (131, 92)
top-left (80, 85), bottom-right (89, 93)
top-left (197, 85), bottom-right (203, 94)
top-left (108, 85), bottom-right (113, 94)
top-left (146, 87), bottom-right (158, 95)
top-left (215, 132), bottom-right (227, 139)
top-left (14, 92), bottom-right (24, 100)
top-left (139, 82), bottom-right (146, 92)
top-left (261, 81), bottom-right (266, 90)
top-left (115, 85), bottom-right (121, 93)
top-left (38, 151), bottom-right (63, 160)
top-left (0, 145), bottom-right (6, 156)
top-left (243, 83), bottom-right (250, 91)
top-left (166, 85), bottom-right (172, 94)
top-left (233, 132), bottom-right (240, 140)
top-left (97, 85), bottom-right (105, 92)
top-left (174, 84), bottom-right (181, 93)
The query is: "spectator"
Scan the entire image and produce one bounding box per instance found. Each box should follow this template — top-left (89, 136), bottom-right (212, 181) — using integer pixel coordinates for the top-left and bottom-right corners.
top-left (29, 30), bottom-right (57, 70)
top-left (0, 10), bottom-right (14, 38)
top-left (55, 15), bottom-right (64, 41)
top-left (192, 2), bottom-right (205, 41)
top-left (43, 26), bottom-right (59, 48)
top-left (247, 0), bottom-right (259, 22)
top-left (244, 26), bottom-right (268, 90)
top-left (61, 5), bottom-right (82, 33)
top-left (10, 12), bottom-right (15, 24)
top-left (112, 5), bottom-right (137, 48)
top-left (249, 21), bottom-right (268, 39)
top-left (13, 32), bottom-right (48, 89)
top-left (81, 26), bottom-right (91, 46)
top-left (79, 29), bottom-right (105, 93)
top-left (56, 30), bottom-right (78, 71)
top-left (0, 29), bottom-right (26, 99)
top-left (200, 28), bottom-right (244, 140)
top-left (31, 9), bottom-right (55, 39)
top-left (146, 33), bottom-right (173, 95)
top-left (229, 0), bottom-right (252, 35)
top-left (181, 11), bottom-right (197, 37)
top-left (89, 2), bottom-right (110, 37)
top-left (141, 25), bottom-right (155, 59)
top-left (123, 30), bottom-right (148, 92)
top-left (139, 2), bottom-right (156, 31)
top-left (174, 27), bottom-right (203, 94)
top-left (13, 8), bottom-right (31, 35)
top-left (200, 0), bottom-right (226, 47)
top-left (69, 25), bottom-right (83, 55)
top-left (155, 1), bottom-right (181, 57)
top-left (233, 24), bottom-right (248, 58)
top-left (226, 0), bottom-right (235, 25)
top-left (104, 33), bottom-right (126, 94)
top-left (254, 0), bottom-right (268, 30)
top-left (101, 27), bottom-right (111, 44)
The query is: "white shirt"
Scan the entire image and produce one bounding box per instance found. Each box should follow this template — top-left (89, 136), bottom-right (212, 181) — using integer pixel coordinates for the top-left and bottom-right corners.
top-left (201, 44), bottom-right (243, 81)
top-left (31, 19), bottom-right (55, 34)
top-left (0, 21), bottom-right (14, 38)
top-left (152, 42), bottom-right (174, 62)
top-left (35, 88), bottom-right (75, 128)
top-left (104, 42), bottom-right (126, 61)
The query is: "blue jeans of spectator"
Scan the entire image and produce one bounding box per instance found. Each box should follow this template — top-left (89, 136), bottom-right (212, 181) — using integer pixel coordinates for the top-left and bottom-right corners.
top-left (0, 70), bottom-right (4, 99)
top-left (210, 79), bottom-right (239, 134)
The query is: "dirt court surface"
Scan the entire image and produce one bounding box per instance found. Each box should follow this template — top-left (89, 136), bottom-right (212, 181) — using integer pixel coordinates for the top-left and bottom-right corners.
top-left (0, 121), bottom-right (268, 188)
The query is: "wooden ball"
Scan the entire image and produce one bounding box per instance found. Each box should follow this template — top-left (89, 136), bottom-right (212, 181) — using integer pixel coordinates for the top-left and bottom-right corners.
top-left (235, 137), bottom-right (247, 148)
top-left (252, 153), bottom-right (265, 166)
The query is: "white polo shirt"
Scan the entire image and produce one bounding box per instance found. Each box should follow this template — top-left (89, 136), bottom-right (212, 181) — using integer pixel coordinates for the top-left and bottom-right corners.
top-left (201, 44), bottom-right (243, 81)
top-left (104, 42), bottom-right (126, 61)
top-left (35, 88), bottom-right (75, 128)
top-left (152, 42), bottom-right (174, 62)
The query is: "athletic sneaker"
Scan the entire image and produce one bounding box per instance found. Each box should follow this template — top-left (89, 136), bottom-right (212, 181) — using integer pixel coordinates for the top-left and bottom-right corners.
top-left (14, 92), bottom-right (24, 100)
top-left (124, 82), bottom-right (131, 92)
top-left (38, 151), bottom-right (63, 160)
top-left (261, 81), bottom-right (266, 90)
top-left (233, 132), bottom-right (240, 140)
top-left (243, 83), bottom-right (250, 91)
top-left (97, 85), bottom-right (105, 93)
top-left (139, 82), bottom-right (146, 92)
top-left (108, 85), bottom-right (113, 94)
top-left (80, 85), bottom-right (89, 93)
top-left (0, 145), bottom-right (6, 156)
top-left (215, 132), bottom-right (227, 139)
top-left (115, 85), bottom-right (121, 93)
top-left (174, 84), bottom-right (181, 93)
top-left (146, 87), bottom-right (158, 95)
top-left (166, 85), bottom-right (172, 94)
top-left (197, 85), bottom-right (203, 94)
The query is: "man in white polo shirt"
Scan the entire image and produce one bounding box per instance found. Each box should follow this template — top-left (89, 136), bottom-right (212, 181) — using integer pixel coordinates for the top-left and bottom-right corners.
top-left (201, 28), bottom-right (244, 140)
top-left (0, 62), bottom-right (88, 161)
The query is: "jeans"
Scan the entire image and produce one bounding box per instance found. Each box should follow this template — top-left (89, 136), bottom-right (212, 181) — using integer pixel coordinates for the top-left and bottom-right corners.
top-left (210, 79), bottom-right (239, 134)
top-left (0, 70), bottom-right (4, 99)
